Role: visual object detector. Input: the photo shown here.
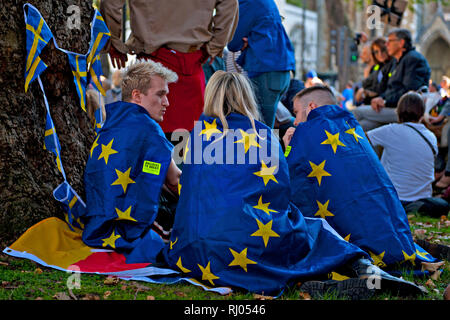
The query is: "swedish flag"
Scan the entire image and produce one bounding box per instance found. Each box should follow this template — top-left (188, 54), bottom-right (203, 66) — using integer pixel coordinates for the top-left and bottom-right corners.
top-left (286, 105), bottom-right (436, 272)
top-left (43, 112), bottom-right (64, 177)
top-left (24, 4), bottom-right (53, 92)
top-left (81, 101), bottom-right (173, 263)
top-left (67, 53), bottom-right (88, 112)
top-left (53, 181), bottom-right (86, 231)
top-left (164, 113), bottom-right (367, 295)
top-left (87, 11), bottom-right (111, 97)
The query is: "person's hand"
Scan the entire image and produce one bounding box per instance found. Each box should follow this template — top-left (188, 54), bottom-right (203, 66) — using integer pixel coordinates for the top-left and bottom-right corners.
top-left (240, 37), bottom-right (249, 51)
top-left (429, 115), bottom-right (444, 124)
top-left (283, 127), bottom-right (296, 148)
top-left (371, 97), bottom-right (385, 113)
top-left (355, 88), bottom-right (365, 103)
top-left (109, 45), bottom-right (127, 69)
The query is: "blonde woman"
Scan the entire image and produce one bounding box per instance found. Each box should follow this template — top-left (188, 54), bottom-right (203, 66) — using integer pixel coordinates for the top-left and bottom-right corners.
top-left (162, 71), bottom-right (423, 298)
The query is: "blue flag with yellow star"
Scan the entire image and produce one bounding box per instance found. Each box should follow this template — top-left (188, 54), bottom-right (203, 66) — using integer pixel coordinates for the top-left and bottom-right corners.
top-left (164, 113), bottom-right (367, 295)
top-left (286, 105), bottom-right (437, 272)
top-left (81, 101), bottom-right (174, 263)
top-left (24, 3), bottom-right (53, 93)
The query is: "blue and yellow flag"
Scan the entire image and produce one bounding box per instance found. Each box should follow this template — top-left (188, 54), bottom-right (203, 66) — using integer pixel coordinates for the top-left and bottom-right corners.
top-left (43, 109), bottom-right (65, 177)
top-left (67, 53), bottom-right (88, 112)
top-left (81, 101), bottom-right (174, 263)
top-left (164, 113), bottom-right (367, 295)
top-left (24, 4), bottom-right (53, 92)
top-left (286, 105), bottom-right (436, 272)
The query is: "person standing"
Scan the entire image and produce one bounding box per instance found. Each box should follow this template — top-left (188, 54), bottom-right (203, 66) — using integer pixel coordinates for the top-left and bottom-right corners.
top-left (100, 0), bottom-right (239, 138)
top-left (227, 0), bottom-right (295, 129)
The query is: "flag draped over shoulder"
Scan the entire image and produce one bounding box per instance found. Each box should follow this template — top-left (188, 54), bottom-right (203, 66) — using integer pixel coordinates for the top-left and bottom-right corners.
top-left (81, 101), bottom-right (174, 264)
top-left (286, 105), bottom-right (436, 271)
top-left (164, 113), bottom-right (367, 295)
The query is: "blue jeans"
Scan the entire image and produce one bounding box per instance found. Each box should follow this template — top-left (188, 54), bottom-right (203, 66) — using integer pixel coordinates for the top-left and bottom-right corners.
top-left (251, 71), bottom-right (291, 129)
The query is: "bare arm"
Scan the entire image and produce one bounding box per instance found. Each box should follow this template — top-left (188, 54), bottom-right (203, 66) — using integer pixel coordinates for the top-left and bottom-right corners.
top-left (165, 159), bottom-right (181, 195)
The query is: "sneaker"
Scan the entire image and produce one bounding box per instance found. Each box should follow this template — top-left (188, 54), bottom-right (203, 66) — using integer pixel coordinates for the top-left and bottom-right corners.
top-left (299, 278), bottom-right (375, 300)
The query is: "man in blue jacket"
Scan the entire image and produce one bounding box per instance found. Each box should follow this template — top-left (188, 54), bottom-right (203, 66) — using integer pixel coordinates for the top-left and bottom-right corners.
top-left (227, 0), bottom-right (296, 129)
top-left (352, 28), bottom-right (431, 131)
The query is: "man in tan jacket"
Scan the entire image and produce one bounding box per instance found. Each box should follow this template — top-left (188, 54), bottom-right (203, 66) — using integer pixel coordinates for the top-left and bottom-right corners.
top-left (100, 0), bottom-right (239, 137)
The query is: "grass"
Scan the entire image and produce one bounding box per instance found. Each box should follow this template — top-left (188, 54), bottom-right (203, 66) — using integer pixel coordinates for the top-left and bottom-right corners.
top-left (0, 213), bottom-right (448, 301)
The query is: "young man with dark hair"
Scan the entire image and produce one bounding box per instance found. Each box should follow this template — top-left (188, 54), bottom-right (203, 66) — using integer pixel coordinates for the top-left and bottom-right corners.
top-left (352, 28), bottom-right (431, 131)
top-left (284, 86), bottom-right (437, 283)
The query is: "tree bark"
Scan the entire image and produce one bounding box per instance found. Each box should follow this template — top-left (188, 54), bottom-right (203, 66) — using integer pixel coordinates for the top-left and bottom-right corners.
top-left (0, 0), bottom-right (95, 248)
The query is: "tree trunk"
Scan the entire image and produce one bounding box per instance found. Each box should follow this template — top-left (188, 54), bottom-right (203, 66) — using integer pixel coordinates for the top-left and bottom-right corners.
top-left (0, 0), bottom-right (95, 248)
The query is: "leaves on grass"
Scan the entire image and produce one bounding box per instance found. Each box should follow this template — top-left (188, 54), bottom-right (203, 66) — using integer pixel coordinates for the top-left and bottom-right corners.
top-left (298, 292), bottom-right (311, 300)
top-left (253, 294), bottom-right (273, 300)
top-left (104, 276), bottom-right (119, 285)
top-left (424, 279), bottom-right (436, 288)
top-left (82, 293), bottom-right (100, 300)
top-left (146, 295), bottom-right (155, 300)
top-left (53, 292), bottom-right (71, 300)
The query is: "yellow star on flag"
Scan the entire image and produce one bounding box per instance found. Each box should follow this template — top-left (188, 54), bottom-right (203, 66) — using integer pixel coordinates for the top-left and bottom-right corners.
top-left (176, 257), bottom-right (191, 273)
top-left (197, 261), bottom-right (220, 286)
top-left (251, 219), bottom-right (280, 248)
top-left (115, 206), bottom-right (137, 222)
top-left (314, 200), bottom-right (334, 219)
top-left (228, 248), bottom-right (257, 272)
top-left (307, 160), bottom-right (332, 186)
top-left (183, 137), bottom-right (190, 163)
top-left (415, 248), bottom-right (431, 261)
top-left (235, 129), bottom-right (261, 153)
top-left (170, 237), bottom-right (178, 250)
top-left (199, 119), bottom-right (222, 141)
top-left (253, 161), bottom-right (278, 186)
top-left (402, 250), bottom-right (416, 266)
top-left (321, 130), bottom-right (346, 154)
top-left (345, 127), bottom-right (364, 143)
top-left (102, 230), bottom-right (121, 249)
top-left (98, 138), bottom-right (118, 165)
top-left (90, 135), bottom-right (100, 158)
top-left (344, 234), bottom-right (351, 242)
top-left (253, 196), bottom-right (278, 215)
top-left (369, 250), bottom-right (387, 268)
top-left (111, 167), bottom-right (136, 193)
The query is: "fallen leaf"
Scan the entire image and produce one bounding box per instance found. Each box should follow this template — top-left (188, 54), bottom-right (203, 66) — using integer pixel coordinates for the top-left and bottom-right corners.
top-left (421, 261), bottom-right (445, 273)
top-left (104, 276), bottom-right (119, 285)
top-left (299, 292), bottom-right (311, 300)
top-left (431, 270), bottom-right (442, 281)
top-left (35, 297), bottom-right (43, 300)
top-left (414, 229), bottom-right (427, 239)
top-left (253, 294), bottom-right (273, 300)
top-left (1, 281), bottom-right (10, 287)
top-left (132, 283), bottom-right (151, 291)
top-left (444, 284), bottom-right (450, 300)
top-left (425, 279), bottom-right (436, 288)
top-left (440, 215), bottom-right (447, 222)
top-left (34, 268), bottom-right (43, 274)
top-left (103, 291), bottom-right (111, 299)
top-left (121, 285), bottom-right (128, 291)
top-left (175, 291), bottom-right (186, 297)
top-left (0, 262), bottom-right (9, 267)
top-left (53, 292), bottom-right (71, 300)
top-left (82, 294), bottom-right (100, 300)
top-left (146, 296), bottom-right (155, 300)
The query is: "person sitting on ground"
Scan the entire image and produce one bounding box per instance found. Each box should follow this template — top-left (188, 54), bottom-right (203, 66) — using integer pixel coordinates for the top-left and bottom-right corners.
top-left (366, 92), bottom-right (449, 217)
top-left (80, 59), bottom-right (181, 264)
top-left (352, 28), bottom-right (431, 131)
top-left (283, 85), bottom-right (437, 275)
top-left (163, 71), bottom-right (425, 299)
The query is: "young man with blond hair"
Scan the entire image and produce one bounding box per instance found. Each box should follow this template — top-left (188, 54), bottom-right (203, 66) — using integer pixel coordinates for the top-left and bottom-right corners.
top-left (81, 59), bottom-right (181, 263)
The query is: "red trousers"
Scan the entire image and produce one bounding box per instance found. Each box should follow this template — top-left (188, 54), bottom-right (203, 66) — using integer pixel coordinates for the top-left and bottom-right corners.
top-left (148, 47), bottom-right (206, 133)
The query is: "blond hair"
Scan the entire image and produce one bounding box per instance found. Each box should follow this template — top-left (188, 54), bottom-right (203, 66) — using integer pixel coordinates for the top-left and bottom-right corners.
top-left (203, 71), bottom-right (261, 136)
top-left (121, 59), bottom-right (178, 101)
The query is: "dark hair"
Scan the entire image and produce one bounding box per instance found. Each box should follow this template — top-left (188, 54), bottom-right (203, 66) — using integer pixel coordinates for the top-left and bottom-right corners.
top-left (388, 28), bottom-right (413, 51)
top-left (294, 84), bottom-right (337, 104)
top-left (396, 91), bottom-right (425, 123)
top-left (370, 37), bottom-right (388, 64)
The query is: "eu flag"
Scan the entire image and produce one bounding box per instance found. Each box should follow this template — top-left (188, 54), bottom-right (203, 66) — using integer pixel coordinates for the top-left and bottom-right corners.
top-left (164, 113), bottom-right (367, 295)
top-left (286, 105), bottom-right (436, 271)
top-left (24, 3), bottom-right (53, 92)
top-left (81, 101), bottom-right (174, 263)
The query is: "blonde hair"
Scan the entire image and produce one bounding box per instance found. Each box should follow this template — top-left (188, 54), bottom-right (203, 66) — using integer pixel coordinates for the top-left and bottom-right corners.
top-left (203, 71), bottom-right (261, 136)
top-left (121, 59), bottom-right (178, 101)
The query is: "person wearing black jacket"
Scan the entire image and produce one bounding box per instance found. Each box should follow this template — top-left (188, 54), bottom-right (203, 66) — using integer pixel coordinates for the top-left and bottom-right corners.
top-left (353, 29), bottom-right (431, 131)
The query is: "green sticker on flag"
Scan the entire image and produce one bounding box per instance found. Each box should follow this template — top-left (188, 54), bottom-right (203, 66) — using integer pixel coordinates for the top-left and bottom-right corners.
top-left (284, 146), bottom-right (292, 157)
top-left (143, 161), bottom-right (161, 175)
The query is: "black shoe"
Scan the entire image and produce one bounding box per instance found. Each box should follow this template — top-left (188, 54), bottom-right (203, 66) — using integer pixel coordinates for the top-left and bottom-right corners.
top-left (351, 258), bottom-right (427, 297)
top-left (299, 278), bottom-right (375, 300)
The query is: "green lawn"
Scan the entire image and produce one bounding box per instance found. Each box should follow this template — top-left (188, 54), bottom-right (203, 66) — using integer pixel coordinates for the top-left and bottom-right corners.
top-left (0, 212), bottom-right (448, 301)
